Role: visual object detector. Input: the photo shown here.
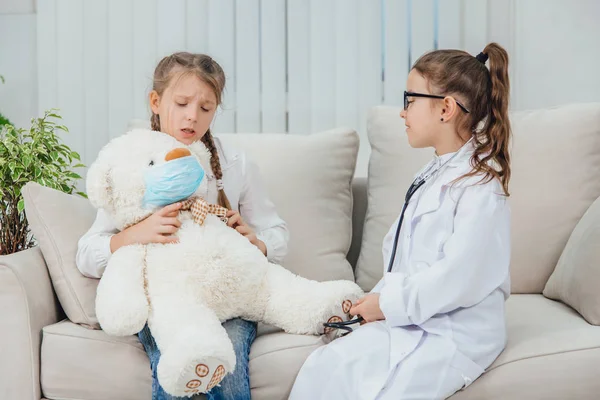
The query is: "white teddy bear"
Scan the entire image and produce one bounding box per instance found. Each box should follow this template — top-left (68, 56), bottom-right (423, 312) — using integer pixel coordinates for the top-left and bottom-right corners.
top-left (86, 129), bottom-right (364, 397)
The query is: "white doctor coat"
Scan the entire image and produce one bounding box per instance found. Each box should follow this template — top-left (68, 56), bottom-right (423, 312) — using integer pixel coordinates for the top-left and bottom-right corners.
top-left (290, 143), bottom-right (511, 400)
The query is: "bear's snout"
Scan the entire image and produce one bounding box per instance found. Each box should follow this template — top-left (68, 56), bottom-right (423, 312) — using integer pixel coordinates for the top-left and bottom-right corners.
top-left (165, 148), bottom-right (192, 161)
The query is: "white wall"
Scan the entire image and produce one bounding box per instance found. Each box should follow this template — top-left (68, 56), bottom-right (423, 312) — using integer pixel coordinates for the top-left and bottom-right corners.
top-left (1, 0), bottom-right (599, 178)
top-left (0, 0), bottom-right (35, 14)
top-left (0, 13), bottom-right (37, 130)
top-left (513, 0), bottom-right (600, 110)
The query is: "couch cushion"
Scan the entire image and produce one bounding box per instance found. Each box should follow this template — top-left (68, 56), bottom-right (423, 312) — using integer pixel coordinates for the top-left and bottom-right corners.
top-left (249, 331), bottom-right (327, 399)
top-left (22, 182), bottom-right (100, 328)
top-left (41, 320), bottom-right (325, 400)
top-left (41, 320), bottom-right (151, 400)
top-left (356, 103), bottom-right (600, 293)
top-left (543, 194), bottom-right (600, 325)
top-left (451, 294), bottom-right (600, 399)
top-left (218, 129), bottom-right (359, 281)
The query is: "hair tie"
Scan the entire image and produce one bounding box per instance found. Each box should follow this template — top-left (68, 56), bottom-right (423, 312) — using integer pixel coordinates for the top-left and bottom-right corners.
top-left (475, 52), bottom-right (488, 64)
top-left (216, 179), bottom-right (224, 191)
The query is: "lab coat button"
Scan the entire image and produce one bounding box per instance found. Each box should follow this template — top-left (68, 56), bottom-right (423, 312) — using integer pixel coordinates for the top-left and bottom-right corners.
top-left (461, 374), bottom-right (473, 388)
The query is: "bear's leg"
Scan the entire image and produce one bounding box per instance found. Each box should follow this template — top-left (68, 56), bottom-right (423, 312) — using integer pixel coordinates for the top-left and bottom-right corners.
top-left (260, 263), bottom-right (364, 335)
top-left (148, 296), bottom-right (235, 397)
top-left (96, 244), bottom-right (149, 336)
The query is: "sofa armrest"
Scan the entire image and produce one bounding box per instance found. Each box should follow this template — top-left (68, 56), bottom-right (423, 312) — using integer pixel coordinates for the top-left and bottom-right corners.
top-left (0, 246), bottom-right (63, 400)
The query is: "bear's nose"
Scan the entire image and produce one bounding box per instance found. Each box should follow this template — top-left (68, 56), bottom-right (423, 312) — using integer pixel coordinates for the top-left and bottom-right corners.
top-left (165, 148), bottom-right (191, 161)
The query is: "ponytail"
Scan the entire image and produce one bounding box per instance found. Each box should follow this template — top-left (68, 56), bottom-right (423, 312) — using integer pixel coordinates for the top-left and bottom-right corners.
top-left (468, 42), bottom-right (511, 196)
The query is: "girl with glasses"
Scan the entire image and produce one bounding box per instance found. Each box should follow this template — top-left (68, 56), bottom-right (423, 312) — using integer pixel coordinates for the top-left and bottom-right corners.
top-left (291, 42), bottom-right (512, 400)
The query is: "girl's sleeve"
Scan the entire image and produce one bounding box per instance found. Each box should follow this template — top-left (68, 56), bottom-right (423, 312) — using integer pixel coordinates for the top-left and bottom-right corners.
top-left (76, 209), bottom-right (119, 279)
top-left (378, 183), bottom-right (511, 327)
top-left (370, 278), bottom-right (385, 294)
top-left (238, 152), bottom-right (290, 265)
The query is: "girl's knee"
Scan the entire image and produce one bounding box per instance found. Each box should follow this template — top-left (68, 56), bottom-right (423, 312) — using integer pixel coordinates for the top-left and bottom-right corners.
top-left (223, 318), bottom-right (257, 345)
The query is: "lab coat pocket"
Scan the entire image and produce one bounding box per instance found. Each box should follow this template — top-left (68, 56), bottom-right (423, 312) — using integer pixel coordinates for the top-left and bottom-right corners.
top-left (410, 246), bottom-right (443, 273)
top-left (413, 211), bottom-right (453, 254)
top-left (449, 350), bottom-right (485, 390)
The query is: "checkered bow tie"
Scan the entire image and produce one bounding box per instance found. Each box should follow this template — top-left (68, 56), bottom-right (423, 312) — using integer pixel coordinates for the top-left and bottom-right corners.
top-left (180, 197), bottom-right (229, 226)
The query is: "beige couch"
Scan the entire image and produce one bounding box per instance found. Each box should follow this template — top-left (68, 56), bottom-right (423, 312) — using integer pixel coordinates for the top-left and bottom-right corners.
top-left (3, 103), bottom-right (600, 400)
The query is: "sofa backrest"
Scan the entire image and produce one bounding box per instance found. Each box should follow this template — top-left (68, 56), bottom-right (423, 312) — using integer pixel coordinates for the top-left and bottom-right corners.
top-left (355, 103), bottom-right (600, 294)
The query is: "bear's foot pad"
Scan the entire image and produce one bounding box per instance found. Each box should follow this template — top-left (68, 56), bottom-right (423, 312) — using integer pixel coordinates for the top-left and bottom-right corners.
top-left (321, 299), bottom-right (355, 335)
top-left (179, 358), bottom-right (227, 395)
top-left (342, 299), bottom-right (353, 313)
top-left (323, 316), bottom-right (343, 334)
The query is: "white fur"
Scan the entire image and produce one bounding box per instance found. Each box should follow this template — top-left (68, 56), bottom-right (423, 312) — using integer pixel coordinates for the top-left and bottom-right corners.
top-left (89, 129), bottom-right (364, 396)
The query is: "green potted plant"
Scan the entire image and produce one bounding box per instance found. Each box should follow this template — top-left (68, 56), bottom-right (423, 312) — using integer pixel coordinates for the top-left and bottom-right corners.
top-left (0, 109), bottom-right (85, 255)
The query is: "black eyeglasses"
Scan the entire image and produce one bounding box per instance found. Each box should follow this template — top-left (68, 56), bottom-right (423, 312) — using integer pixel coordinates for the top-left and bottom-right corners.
top-left (404, 91), bottom-right (470, 114)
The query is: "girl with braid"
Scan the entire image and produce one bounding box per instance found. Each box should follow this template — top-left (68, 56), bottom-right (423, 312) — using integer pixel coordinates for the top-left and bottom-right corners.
top-left (77, 52), bottom-right (289, 400)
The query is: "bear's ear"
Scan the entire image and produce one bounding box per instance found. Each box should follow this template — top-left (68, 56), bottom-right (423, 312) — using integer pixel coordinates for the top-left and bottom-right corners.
top-left (85, 159), bottom-right (113, 211)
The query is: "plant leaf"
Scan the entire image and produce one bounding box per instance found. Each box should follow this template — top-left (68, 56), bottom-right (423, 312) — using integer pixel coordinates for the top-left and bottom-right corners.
top-left (10, 167), bottom-right (23, 182)
top-left (66, 172), bottom-right (82, 180)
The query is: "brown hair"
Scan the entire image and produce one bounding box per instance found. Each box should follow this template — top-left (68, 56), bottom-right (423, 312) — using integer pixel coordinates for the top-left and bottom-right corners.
top-left (150, 52), bottom-right (232, 209)
top-left (413, 42), bottom-right (511, 196)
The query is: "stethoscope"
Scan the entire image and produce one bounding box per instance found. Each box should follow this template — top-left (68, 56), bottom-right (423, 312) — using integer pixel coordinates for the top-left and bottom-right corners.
top-left (323, 140), bottom-right (471, 335)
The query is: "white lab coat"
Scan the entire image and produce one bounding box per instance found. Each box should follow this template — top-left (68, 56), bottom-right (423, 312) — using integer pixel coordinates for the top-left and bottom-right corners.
top-left (290, 142), bottom-right (511, 400)
top-left (76, 137), bottom-right (289, 278)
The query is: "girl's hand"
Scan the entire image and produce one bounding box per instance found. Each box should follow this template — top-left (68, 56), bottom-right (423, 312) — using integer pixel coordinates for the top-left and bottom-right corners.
top-left (226, 209), bottom-right (267, 256)
top-left (349, 294), bottom-right (385, 323)
top-left (111, 202), bottom-right (182, 252)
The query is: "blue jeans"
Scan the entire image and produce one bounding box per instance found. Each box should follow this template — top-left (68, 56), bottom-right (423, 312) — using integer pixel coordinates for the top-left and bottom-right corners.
top-left (138, 318), bottom-right (257, 400)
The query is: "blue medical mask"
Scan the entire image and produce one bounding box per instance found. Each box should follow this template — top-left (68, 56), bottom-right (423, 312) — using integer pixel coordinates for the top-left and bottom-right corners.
top-left (142, 155), bottom-right (205, 208)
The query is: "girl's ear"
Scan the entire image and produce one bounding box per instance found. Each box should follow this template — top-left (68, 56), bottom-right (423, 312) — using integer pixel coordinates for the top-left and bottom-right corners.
top-left (149, 90), bottom-right (160, 115)
top-left (86, 160), bottom-right (114, 212)
top-left (441, 97), bottom-right (458, 121)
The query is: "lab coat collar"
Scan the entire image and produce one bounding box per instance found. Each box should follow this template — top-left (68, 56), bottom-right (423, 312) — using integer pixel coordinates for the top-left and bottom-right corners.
top-left (434, 149), bottom-right (458, 166)
top-left (412, 140), bottom-right (476, 220)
